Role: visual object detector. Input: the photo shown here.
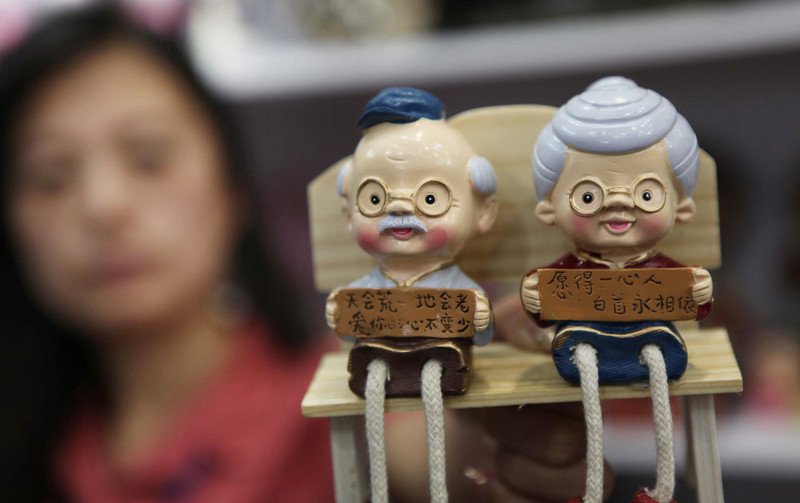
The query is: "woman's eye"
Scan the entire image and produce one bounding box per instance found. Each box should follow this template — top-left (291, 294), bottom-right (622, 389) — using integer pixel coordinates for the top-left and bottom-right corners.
top-left (31, 170), bottom-right (69, 193)
top-left (18, 157), bottom-right (75, 194)
top-left (582, 192), bottom-right (594, 204)
top-left (130, 146), bottom-right (166, 173)
top-left (124, 136), bottom-right (172, 175)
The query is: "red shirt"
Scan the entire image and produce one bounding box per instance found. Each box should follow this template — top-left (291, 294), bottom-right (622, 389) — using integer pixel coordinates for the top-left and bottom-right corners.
top-left (54, 323), bottom-right (335, 503)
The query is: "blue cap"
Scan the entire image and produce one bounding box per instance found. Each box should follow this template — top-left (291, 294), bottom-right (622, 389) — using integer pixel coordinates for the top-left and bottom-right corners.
top-left (357, 87), bottom-right (445, 132)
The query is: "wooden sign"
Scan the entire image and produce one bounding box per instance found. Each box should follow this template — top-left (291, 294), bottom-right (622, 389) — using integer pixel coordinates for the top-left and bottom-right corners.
top-left (538, 268), bottom-right (697, 322)
top-left (334, 287), bottom-right (477, 339)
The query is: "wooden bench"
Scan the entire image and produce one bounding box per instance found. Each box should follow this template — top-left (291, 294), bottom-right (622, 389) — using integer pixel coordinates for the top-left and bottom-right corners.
top-left (304, 105), bottom-right (742, 503)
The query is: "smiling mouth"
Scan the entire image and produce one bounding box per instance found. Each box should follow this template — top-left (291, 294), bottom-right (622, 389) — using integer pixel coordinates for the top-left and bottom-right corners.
top-left (604, 221), bottom-right (633, 234)
top-left (390, 228), bottom-right (416, 239)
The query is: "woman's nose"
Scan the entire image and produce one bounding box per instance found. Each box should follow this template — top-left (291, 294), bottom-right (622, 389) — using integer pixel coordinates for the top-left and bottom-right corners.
top-left (80, 157), bottom-right (133, 231)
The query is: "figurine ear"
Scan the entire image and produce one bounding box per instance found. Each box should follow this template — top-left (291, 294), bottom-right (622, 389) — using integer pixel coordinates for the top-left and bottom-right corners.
top-left (535, 199), bottom-right (556, 226)
top-left (675, 197), bottom-right (696, 224)
top-left (475, 195), bottom-right (498, 235)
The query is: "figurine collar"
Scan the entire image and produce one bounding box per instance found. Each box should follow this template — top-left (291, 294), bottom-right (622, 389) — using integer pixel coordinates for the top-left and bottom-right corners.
top-left (380, 261), bottom-right (456, 287)
top-left (573, 249), bottom-right (657, 269)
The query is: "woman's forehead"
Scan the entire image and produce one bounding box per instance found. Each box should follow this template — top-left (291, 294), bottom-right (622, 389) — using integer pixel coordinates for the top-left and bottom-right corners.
top-left (14, 41), bottom-right (204, 138)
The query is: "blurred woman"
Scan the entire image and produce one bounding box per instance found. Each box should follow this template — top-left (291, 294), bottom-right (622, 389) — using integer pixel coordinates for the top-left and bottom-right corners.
top-left (0, 5), bottom-right (332, 501)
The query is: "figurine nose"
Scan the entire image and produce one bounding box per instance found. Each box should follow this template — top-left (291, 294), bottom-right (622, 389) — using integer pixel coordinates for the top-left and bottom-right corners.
top-left (604, 188), bottom-right (635, 209)
top-left (386, 198), bottom-right (415, 215)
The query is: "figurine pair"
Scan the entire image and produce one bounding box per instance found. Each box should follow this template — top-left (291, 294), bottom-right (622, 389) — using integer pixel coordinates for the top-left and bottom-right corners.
top-left (326, 79), bottom-right (712, 503)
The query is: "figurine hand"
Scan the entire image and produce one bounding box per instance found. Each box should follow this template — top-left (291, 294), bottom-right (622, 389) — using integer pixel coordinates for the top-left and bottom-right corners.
top-left (520, 272), bottom-right (540, 314)
top-left (386, 405), bottom-right (612, 503)
top-left (474, 291), bottom-right (492, 332)
top-left (492, 294), bottom-right (553, 352)
top-left (692, 267), bottom-right (713, 305)
top-left (325, 290), bottom-right (339, 329)
top-left (455, 405), bottom-right (614, 502)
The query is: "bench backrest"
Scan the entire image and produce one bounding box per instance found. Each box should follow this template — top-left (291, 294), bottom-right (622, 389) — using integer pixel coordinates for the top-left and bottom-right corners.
top-left (308, 105), bottom-right (720, 292)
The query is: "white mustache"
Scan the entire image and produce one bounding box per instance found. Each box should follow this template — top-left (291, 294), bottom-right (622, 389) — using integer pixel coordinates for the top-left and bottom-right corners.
top-left (379, 215), bottom-right (427, 233)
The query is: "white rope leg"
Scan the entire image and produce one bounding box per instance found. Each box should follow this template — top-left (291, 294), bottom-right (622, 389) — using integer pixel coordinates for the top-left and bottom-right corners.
top-left (573, 343), bottom-right (604, 503)
top-left (365, 359), bottom-right (390, 503)
top-left (421, 359), bottom-right (448, 503)
top-left (640, 343), bottom-right (676, 503)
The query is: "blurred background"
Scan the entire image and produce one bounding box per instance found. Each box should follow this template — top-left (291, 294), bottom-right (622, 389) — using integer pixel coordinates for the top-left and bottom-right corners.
top-left (187, 0), bottom-right (800, 500)
top-left (5, 0), bottom-right (800, 501)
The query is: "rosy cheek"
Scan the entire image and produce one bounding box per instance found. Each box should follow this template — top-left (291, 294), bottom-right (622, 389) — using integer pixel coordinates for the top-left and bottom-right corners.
top-left (569, 214), bottom-right (592, 235)
top-left (641, 216), bottom-right (668, 236)
top-left (426, 226), bottom-right (451, 249)
top-left (356, 229), bottom-right (380, 251)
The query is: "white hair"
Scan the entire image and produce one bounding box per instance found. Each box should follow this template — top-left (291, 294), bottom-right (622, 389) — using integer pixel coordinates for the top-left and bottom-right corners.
top-left (336, 161), bottom-right (349, 196)
top-left (533, 76), bottom-right (700, 200)
top-left (469, 156), bottom-right (497, 195)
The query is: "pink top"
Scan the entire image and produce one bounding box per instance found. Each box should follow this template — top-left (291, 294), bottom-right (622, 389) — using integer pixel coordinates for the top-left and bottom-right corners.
top-left (54, 322), bottom-right (335, 503)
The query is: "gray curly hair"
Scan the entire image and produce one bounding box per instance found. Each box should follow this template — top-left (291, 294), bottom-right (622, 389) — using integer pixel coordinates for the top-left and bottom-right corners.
top-left (533, 76), bottom-right (700, 201)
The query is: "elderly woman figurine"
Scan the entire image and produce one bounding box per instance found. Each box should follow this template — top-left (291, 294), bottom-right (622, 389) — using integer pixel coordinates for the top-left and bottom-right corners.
top-left (520, 77), bottom-right (713, 503)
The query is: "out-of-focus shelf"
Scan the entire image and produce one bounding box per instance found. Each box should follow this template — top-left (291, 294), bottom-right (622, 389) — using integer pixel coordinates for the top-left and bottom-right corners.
top-left (189, 1), bottom-right (800, 99)
top-left (604, 413), bottom-right (800, 477)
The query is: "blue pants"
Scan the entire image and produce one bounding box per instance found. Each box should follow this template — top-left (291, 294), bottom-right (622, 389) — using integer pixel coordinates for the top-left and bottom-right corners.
top-left (551, 321), bottom-right (688, 384)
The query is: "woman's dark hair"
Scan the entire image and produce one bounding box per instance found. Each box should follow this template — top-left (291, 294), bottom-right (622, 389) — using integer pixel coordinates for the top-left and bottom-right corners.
top-left (0, 4), bottom-right (310, 500)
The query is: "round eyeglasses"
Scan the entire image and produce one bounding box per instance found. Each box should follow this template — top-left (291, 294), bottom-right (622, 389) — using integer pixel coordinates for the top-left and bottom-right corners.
top-left (356, 177), bottom-right (453, 217)
top-left (569, 176), bottom-right (667, 216)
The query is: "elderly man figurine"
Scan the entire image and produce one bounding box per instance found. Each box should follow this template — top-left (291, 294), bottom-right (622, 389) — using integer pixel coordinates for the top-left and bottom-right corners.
top-left (520, 77), bottom-right (713, 503)
top-left (326, 87), bottom-right (498, 503)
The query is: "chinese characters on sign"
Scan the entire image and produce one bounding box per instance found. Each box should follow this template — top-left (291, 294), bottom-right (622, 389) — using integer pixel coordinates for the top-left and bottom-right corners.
top-left (538, 268), bottom-right (698, 321)
top-left (334, 287), bottom-right (477, 338)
